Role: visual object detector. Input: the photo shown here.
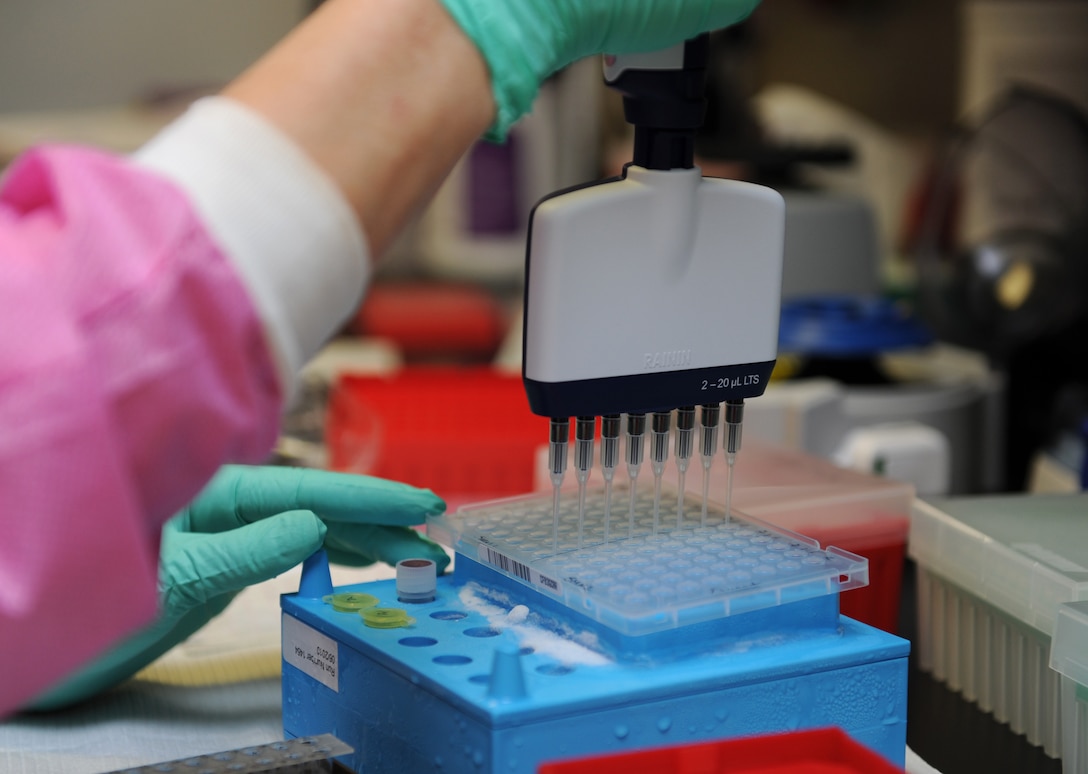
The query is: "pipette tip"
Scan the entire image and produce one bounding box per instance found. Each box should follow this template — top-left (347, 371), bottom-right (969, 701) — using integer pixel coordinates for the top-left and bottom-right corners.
top-left (551, 484), bottom-right (561, 552)
top-left (676, 470), bottom-right (686, 529)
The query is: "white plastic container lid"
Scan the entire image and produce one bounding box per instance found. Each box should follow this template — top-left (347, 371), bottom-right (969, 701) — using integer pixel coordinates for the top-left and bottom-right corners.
top-left (909, 493), bottom-right (1088, 637)
top-left (1051, 600), bottom-right (1088, 687)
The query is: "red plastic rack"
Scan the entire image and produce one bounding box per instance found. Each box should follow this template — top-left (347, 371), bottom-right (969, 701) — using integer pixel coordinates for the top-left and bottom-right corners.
top-left (537, 727), bottom-right (904, 774)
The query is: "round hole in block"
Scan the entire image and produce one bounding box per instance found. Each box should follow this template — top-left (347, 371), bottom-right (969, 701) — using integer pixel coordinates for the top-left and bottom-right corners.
top-left (433, 654), bottom-right (472, 665)
top-left (430, 610), bottom-right (468, 621)
top-left (463, 627), bottom-right (501, 638)
top-left (536, 664), bottom-right (574, 676)
top-left (398, 636), bottom-right (438, 648)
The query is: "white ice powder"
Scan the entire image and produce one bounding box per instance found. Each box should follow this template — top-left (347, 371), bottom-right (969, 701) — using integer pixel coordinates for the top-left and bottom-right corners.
top-left (457, 584), bottom-right (611, 667)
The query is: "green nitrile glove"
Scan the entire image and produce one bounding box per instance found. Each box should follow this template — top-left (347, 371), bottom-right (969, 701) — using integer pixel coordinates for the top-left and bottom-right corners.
top-left (438, 0), bottom-right (761, 139)
top-left (26, 465), bottom-right (449, 711)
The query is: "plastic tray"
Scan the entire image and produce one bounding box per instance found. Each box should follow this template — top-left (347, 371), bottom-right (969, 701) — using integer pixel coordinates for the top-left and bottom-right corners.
top-left (909, 493), bottom-right (1088, 757)
top-left (536, 727), bottom-right (904, 773)
top-left (428, 483), bottom-right (868, 638)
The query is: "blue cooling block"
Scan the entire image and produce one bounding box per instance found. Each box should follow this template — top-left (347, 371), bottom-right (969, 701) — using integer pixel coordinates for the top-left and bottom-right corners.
top-left (282, 580), bottom-right (908, 773)
top-left (283, 488), bottom-right (907, 773)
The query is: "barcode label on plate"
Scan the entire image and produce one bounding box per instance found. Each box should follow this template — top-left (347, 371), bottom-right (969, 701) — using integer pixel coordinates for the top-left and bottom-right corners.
top-left (478, 545), bottom-right (562, 596)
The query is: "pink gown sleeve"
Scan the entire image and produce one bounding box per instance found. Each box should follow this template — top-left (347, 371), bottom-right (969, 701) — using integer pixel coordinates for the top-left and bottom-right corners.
top-left (0, 146), bottom-right (282, 715)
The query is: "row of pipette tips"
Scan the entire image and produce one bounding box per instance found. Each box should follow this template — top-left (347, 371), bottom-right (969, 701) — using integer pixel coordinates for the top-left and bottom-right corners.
top-left (546, 401), bottom-right (746, 552)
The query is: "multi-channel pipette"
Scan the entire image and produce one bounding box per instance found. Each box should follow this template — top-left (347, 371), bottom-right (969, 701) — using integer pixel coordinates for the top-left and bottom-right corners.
top-left (519, 35), bottom-right (784, 547)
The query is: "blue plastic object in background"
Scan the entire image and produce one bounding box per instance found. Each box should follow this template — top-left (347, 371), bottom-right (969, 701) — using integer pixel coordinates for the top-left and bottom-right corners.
top-left (779, 295), bottom-right (934, 358)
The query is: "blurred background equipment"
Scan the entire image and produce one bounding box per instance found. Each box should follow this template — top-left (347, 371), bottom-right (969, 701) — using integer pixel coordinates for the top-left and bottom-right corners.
top-left (325, 368), bottom-right (548, 507)
top-left (912, 86), bottom-right (1088, 492)
top-left (753, 296), bottom-right (1005, 498)
top-left (346, 282), bottom-right (510, 363)
top-left (602, 24), bottom-right (1004, 499)
top-left (913, 87), bottom-right (1088, 358)
top-left (410, 59), bottom-right (604, 286)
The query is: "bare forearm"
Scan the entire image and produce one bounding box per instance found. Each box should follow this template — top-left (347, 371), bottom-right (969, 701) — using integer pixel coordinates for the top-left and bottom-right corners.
top-left (223, 0), bottom-right (494, 258)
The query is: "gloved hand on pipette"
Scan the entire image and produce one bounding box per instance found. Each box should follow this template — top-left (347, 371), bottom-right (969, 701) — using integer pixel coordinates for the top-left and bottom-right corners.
top-left (25, 465), bottom-right (449, 711)
top-left (439, 0), bottom-right (761, 138)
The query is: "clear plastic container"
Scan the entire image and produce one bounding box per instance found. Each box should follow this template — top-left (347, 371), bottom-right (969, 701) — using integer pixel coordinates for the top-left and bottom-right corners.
top-left (909, 493), bottom-right (1088, 758)
top-left (1051, 600), bottom-right (1088, 773)
top-left (428, 483), bottom-right (868, 639)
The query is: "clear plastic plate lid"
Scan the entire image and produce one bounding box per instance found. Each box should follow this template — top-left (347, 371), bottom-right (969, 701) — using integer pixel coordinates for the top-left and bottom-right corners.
top-left (428, 483), bottom-right (868, 636)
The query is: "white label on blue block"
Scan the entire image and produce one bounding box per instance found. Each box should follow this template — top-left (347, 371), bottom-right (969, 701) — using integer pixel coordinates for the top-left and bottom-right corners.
top-left (282, 614), bottom-right (339, 692)
top-left (478, 545), bottom-right (563, 596)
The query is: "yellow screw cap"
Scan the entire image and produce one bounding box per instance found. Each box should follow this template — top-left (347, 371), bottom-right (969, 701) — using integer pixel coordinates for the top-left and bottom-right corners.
top-left (362, 607), bottom-right (416, 629)
top-left (324, 593), bottom-right (379, 613)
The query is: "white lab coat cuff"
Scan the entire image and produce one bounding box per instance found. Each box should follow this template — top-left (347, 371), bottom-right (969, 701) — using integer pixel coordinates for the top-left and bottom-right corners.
top-left (133, 96), bottom-right (370, 406)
